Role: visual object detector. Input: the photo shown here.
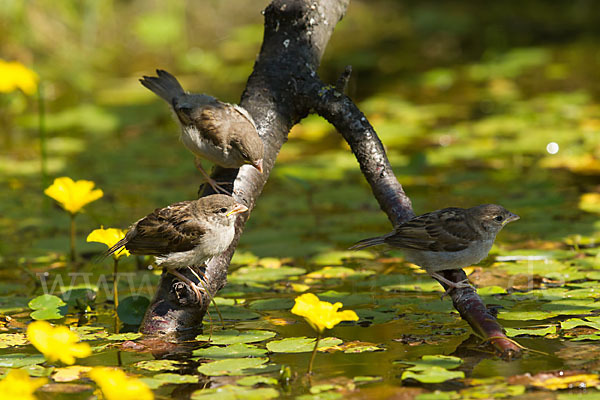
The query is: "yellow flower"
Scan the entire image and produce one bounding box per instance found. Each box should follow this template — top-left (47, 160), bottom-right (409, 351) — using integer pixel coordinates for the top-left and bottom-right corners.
top-left (44, 177), bottom-right (103, 214)
top-left (0, 369), bottom-right (47, 400)
top-left (0, 59), bottom-right (39, 95)
top-left (87, 227), bottom-right (130, 259)
top-left (26, 321), bottom-right (91, 365)
top-left (291, 293), bottom-right (358, 333)
top-left (89, 367), bottom-right (154, 400)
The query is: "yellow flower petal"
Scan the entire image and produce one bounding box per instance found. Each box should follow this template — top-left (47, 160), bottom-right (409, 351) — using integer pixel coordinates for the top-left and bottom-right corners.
top-left (26, 321), bottom-right (91, 365)
top-left (0, 59), bottom-right (39, 95)
top-left (87, 227), bottom-right (130, 259)
top-left (291, 293), bottom-right (358, 333)
top-left (89, 367), bottom-right (154, 400)
top-left (0, 369), bottom-right (47, 400)
top-left (44, 177), bottom-right (103, 214)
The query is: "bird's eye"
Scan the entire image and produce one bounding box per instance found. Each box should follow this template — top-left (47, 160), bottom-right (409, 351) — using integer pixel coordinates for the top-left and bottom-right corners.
top-left (494, 215), bottom-right (504, 222)
top-left (219, 207), bottom-right (228, 213)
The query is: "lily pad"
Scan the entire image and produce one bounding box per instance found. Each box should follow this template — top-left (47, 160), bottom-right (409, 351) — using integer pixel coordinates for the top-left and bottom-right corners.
top-left (106, 332), bottom-right (142, 341)
top-left (266, 337), bottom-right (342, 353)
top-left (0, 353), bottom-right (46, 368)
top-left (0, 333), bottom-right (27, 348)
top-left (28, 294), bottom-right (67, 320)
top-left (193, 343), bottom-right (267, 359)
top-left (191, 384), bottom-right (279, 399)
top-left (401, 367), bottom-right (464, 384)
top-left (306, 266), bottom-right (375, 279)
top-left (229, 266), bottom-right (306, 284)
top-left (561, 318), bottom-right (600, 330)
top-left (205, 305), bottom-right (260, 321)
top-left (60, 288), bottom-right (96, 311)
top-left (143, 373), bottom-right (198, 386)
top-left (197, 357), bottom-right (269, 376)
top-left (195, 329), bottom-right (276, 345)
top-left (116, 295), bottom-right (150, 325)
top-left (505, 326), bottom-right (557, 337)
top-left (310, 250), bottom-right (375, 265)
top-left (397, 355), bottom-right (463, 370)
top-left (134, 359), bottom-right (181, 371)
top-left (249, 298), bottom-right (294, 311)
top-left (236, 375), bottom-right (278, 386)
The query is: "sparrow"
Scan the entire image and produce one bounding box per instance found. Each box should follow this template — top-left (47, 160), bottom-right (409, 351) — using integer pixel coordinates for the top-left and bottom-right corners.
top-left (105, 194), bottom-right (248, 300)
top-left (140, 69), bottom-right (264, 193)
top-left (350, 204), bottom-right (519, 289)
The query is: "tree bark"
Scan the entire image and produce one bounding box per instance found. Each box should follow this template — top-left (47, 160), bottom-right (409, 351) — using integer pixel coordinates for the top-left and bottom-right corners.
top-left (139, 0), bottom-right (521, 359)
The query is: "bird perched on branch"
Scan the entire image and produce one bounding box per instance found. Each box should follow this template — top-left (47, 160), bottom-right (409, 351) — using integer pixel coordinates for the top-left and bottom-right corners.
top-left (140, 69), bottom-right (264, 193)
top-left (350, 204), bottom-right (519, 290)
top-left (105, 194), bottom-right (248, 300)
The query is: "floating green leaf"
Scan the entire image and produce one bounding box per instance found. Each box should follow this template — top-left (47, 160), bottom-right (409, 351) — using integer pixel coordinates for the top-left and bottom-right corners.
top-left (0, 333), bottom-right (27, 348)
top-left (142, 373), bottom-right (198, 387)
top-left (229, 266), bottom-right (306, 284)
top-left (195, 329), bottom-right (276, 345)
top-left (191, 384), bottom-right (279, 399)
top-left (193, 343), bottom-right (267, 359)
top-left (205, 305), bottom-right (260, 321)
top-left (306, 266), bottom-right (375, 279)
top-left (266, 337), bottom-right (342, 353)
top-left (197, 357), bottom-right (269, 376)
top-left (28, 294), bottom-right (67, 320)
top-left (236, 375), bottom-right (278, 387)
top-left (61, 288), bottom-right (96, 311)
top-left (353, 375), bottom-right (382, 383)
top-left (397, 355), bottom-right (463, 370)
top-left (402, 367), bottom-right (464, 384)
top-left (0, 353), bottom-right (46, 368)
top-left (134, 359), bottom-right (181, 371)
top-left (249, 298), bottom-right (294, 311)
top-left (106, 332), bottom-right (142, 341)
top-left (505, 326), bottom-right (556, 337)
top-left (116, 295), bottom-right (150, 325)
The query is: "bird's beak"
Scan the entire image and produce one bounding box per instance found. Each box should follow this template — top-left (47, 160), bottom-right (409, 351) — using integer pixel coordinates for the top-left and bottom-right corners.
top-left (503, 213), bottom-right (520, 225)
top-left (252, 159), bottom-right (263, 174)
top-left (226, 203), bottom-right (249, 216)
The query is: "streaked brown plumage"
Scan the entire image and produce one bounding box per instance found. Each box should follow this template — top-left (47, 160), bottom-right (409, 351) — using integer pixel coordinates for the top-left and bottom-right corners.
top-left (350, 204), bottom-right (519, 289)
top-left (140, 70), bottom-right (263, 193)
top-left (106, 194), bottom-right (248, 298)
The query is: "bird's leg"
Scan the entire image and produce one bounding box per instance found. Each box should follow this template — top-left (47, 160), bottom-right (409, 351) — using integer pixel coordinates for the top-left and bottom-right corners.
top-left (194, 158), bottom-right (231, 195)
top-left (429, 272), bottom-right (474, 293)
top-left (167, 269), bottom-right (205, 304)
top-left (187, 265), bottom-right (226, 329)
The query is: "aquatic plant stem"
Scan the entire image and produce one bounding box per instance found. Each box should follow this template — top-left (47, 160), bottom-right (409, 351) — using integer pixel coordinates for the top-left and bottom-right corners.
top-left (69, 214), bottom-right (76, 262)
top-left (113, 258), bottom-right (119, 310)
top-left (308, 333), bottom-right (321, 375)
top-left (37, 82), bottom-right (48, 192)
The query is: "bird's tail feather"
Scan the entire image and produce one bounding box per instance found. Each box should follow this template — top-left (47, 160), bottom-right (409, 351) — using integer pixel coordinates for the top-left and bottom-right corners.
top-left (94, 237), bottom-right (128, 263)
top-left (349, 235), bottom-right (386, 250)
top-left (139, 69), bottom-right (185, 103)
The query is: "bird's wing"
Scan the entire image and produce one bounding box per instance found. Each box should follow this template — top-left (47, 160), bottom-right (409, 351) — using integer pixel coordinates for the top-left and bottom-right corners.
top-left (385, 208), bottom-right (478, 252)
top-left (230, 104), bottom-right (257, 130)
top-left (191, 103), bottom-right (232, 148)
top-left (123, 202), bottom-right (207, 256)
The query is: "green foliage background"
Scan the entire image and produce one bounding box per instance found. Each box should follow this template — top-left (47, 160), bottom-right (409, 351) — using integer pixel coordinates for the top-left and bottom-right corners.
top-left (1, 1), bottom-right (600, 398)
